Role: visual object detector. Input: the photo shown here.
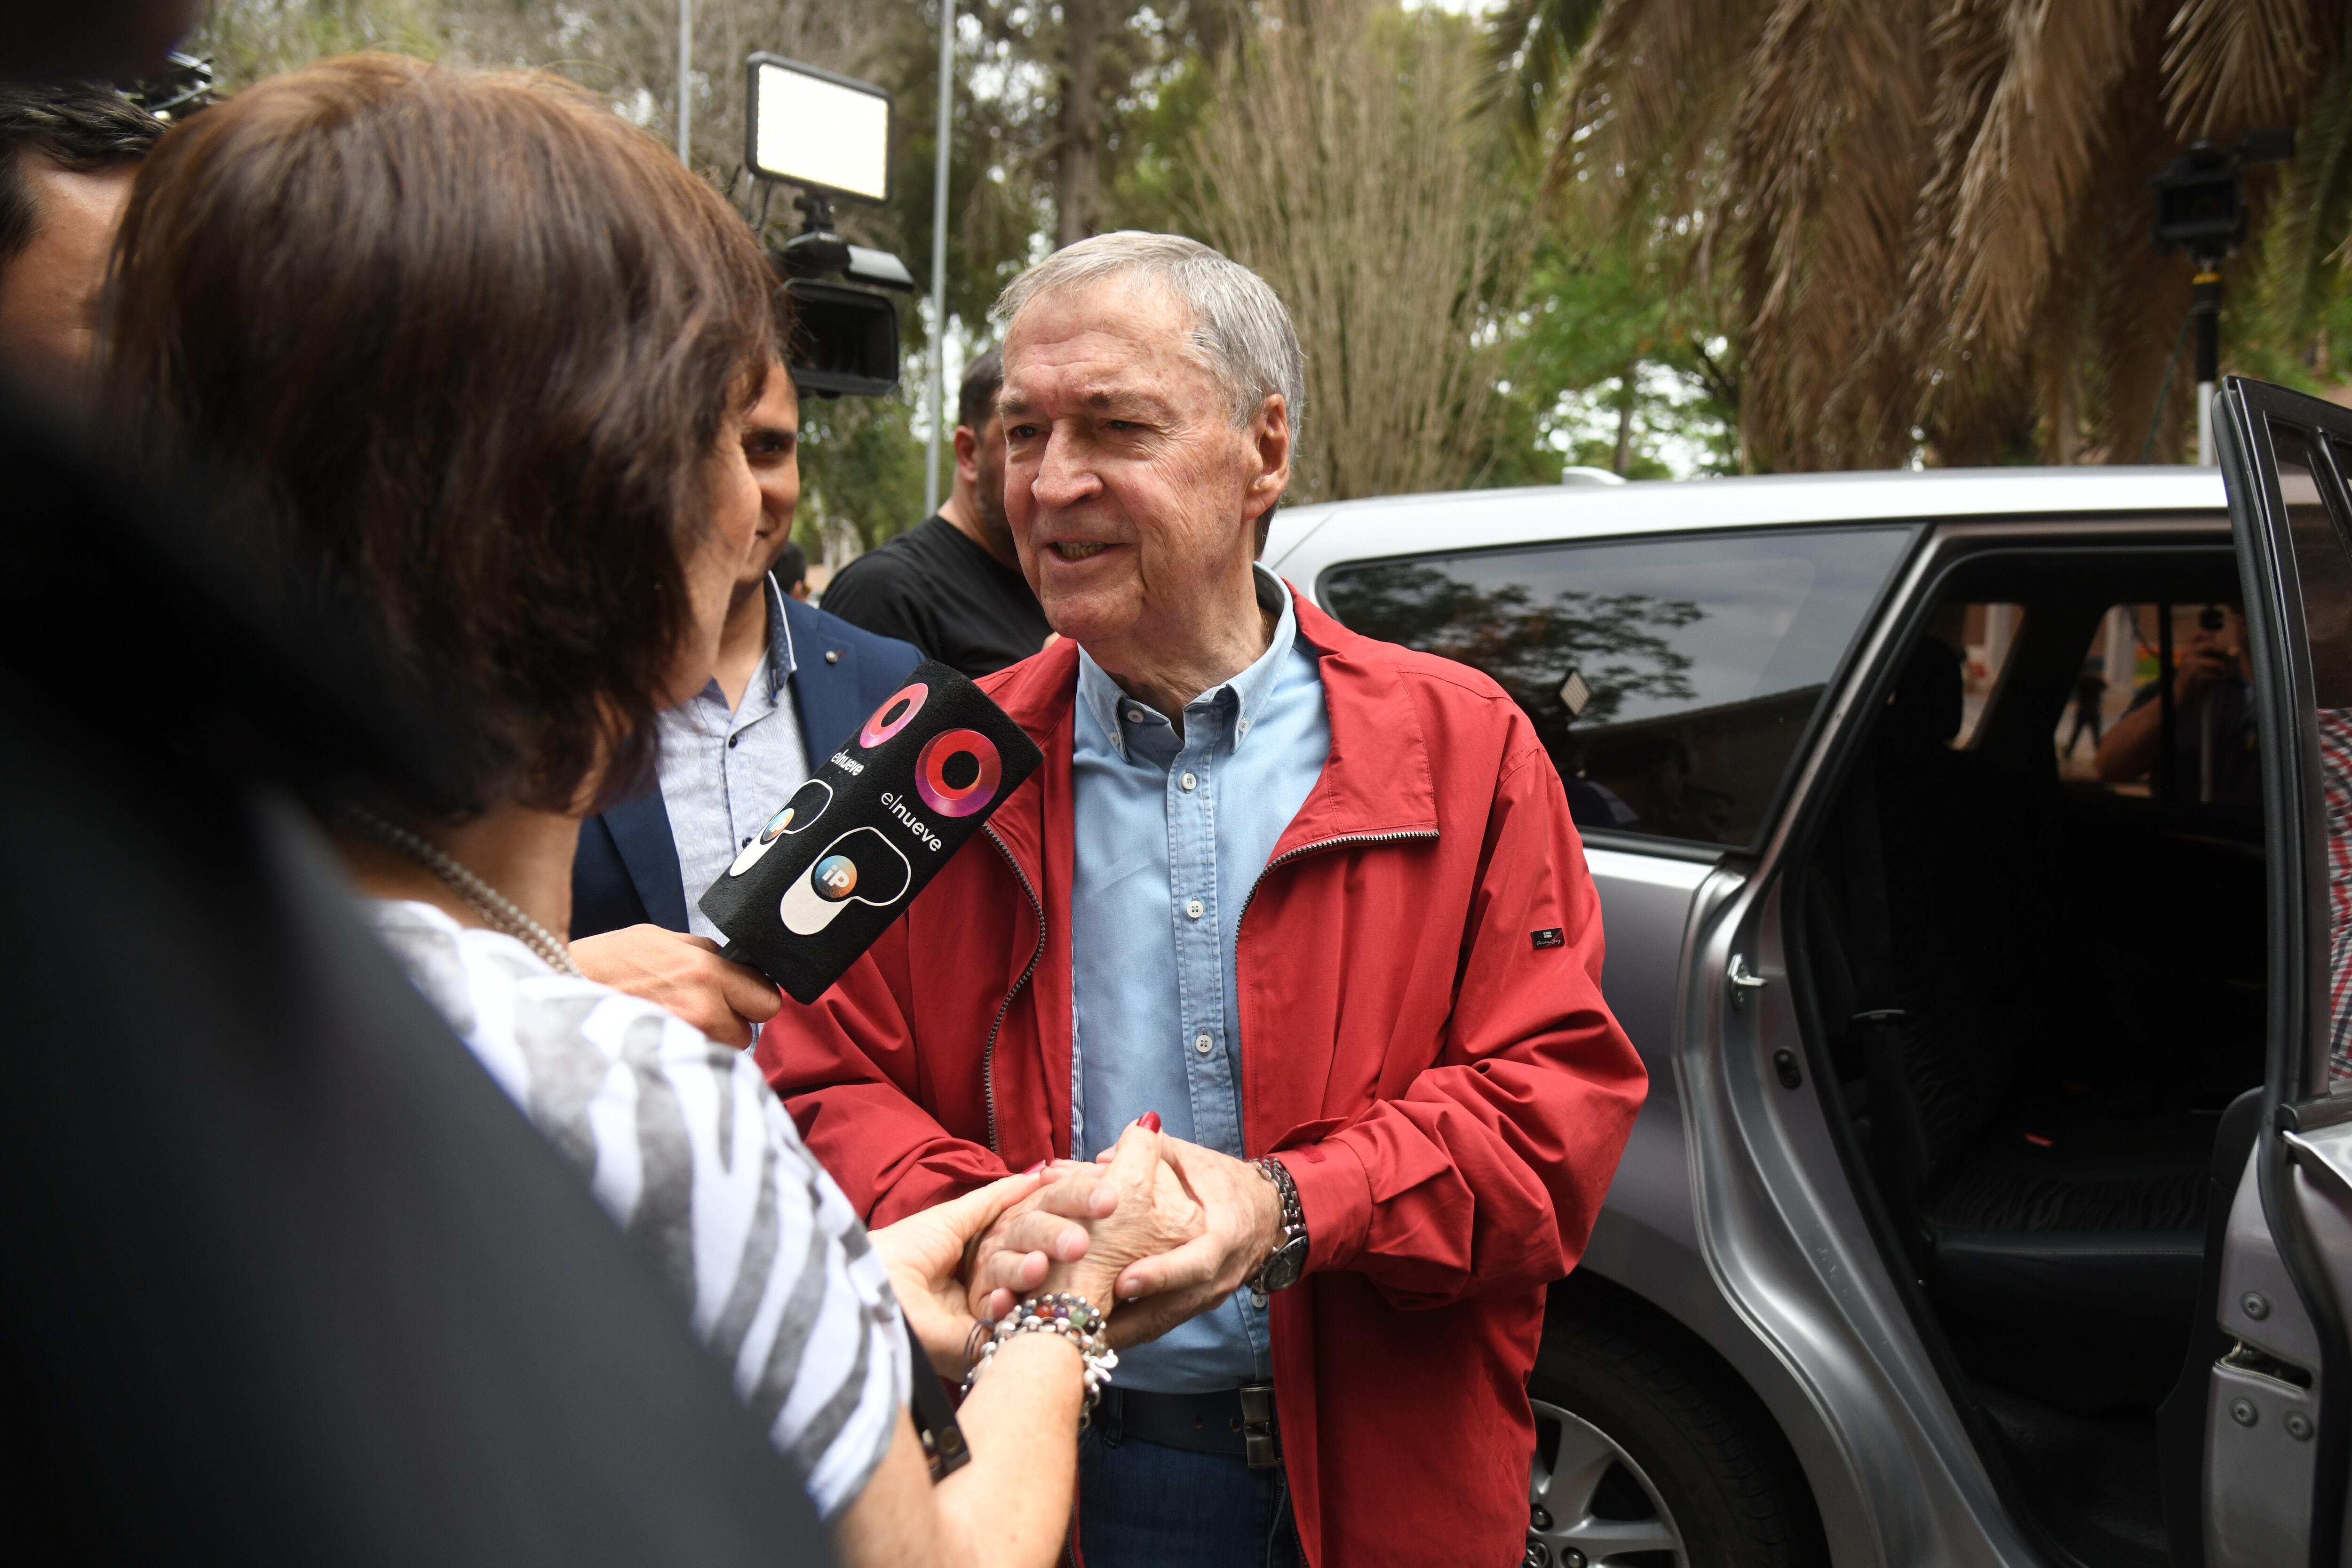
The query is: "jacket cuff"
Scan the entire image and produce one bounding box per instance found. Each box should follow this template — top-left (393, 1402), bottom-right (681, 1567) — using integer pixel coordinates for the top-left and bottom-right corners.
top-left (868, 1148), bottom-right (1008, 1226)
top-left (1275, 1140), bottom-right (1372, 1275)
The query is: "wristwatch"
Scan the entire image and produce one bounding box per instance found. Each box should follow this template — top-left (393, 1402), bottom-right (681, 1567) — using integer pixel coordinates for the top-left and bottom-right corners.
top-left (1248, 1155), bottom-right (1310, 1307)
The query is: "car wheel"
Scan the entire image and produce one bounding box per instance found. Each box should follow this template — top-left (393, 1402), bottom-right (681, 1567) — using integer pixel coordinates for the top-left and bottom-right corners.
top-left (1526, 1307), bottom-right (1822, 1568)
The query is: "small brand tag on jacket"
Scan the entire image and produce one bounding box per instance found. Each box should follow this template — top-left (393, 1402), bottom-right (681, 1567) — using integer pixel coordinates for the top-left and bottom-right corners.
top-left (1530, 928), bottom-right (1565, 949)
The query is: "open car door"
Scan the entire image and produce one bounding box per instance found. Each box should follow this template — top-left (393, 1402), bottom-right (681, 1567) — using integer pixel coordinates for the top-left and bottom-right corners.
top-left (2209, 376), bottom-right (2352, 1568)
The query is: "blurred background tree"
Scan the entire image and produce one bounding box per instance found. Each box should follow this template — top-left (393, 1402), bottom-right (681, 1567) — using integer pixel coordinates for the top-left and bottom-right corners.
top-left (1187, 0), bottom-right (1532, 501)
top-left (184, 0), bottom-right (2352, 520)
top-left (1494, 0), bottom-right (2352, 470)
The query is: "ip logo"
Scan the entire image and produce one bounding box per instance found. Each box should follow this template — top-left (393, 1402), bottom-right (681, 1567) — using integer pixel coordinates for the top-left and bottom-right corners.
top-left (779, 828), bottom-right (912, 935)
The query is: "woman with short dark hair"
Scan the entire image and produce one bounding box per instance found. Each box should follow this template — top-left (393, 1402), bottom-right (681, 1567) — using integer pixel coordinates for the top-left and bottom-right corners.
top-left (104, 55), bottom-right (1186, 1566)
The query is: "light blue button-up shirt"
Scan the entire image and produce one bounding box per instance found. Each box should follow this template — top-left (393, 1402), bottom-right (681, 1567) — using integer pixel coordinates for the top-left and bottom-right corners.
top-left (1071, 566), bottom-right (1330, 1393)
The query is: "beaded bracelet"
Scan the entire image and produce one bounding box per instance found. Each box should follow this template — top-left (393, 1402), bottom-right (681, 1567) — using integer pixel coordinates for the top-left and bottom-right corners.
top-left (961, 1292), bottom-right (1119, 1425)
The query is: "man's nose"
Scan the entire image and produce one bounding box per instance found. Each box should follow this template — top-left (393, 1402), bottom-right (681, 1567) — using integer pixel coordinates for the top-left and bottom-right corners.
top-left (1033, 430), bottom-right (1101, 509)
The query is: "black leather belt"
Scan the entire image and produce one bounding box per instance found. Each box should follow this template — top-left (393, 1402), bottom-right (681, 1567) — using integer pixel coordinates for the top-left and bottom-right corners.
top-left (1096, 1384), bottom-right (1282, 1469)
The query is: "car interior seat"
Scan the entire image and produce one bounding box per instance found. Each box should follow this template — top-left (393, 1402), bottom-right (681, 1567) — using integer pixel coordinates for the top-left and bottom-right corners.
top-left (1814, 636), bottom-right (2217, 1412)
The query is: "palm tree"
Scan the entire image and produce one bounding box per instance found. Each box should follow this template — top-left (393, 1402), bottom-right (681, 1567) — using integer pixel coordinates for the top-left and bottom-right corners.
top-left (1495, 0), bottom-right (2352, 470)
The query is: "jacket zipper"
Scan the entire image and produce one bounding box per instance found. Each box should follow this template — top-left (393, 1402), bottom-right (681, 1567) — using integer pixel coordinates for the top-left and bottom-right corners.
top-left (981, 823), bottom-right (1046, 1156)
top-left (1234, 828), bottom-right (1438, 932)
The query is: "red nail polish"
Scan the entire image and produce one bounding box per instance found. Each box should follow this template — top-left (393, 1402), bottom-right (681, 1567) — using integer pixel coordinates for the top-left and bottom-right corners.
top-left (1025, 1159), bottom-right (1047, 1174)
top-left (1139, 1112), bottom-right (1162, 1132)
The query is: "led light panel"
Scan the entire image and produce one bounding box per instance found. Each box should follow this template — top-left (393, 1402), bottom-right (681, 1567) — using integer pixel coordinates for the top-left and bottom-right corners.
top-left (747, 56), bottom-right (891, 203)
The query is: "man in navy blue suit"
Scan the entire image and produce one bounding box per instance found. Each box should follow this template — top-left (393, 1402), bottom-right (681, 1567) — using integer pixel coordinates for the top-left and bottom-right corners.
top-left (571, 363), bottom-right (920, 1042)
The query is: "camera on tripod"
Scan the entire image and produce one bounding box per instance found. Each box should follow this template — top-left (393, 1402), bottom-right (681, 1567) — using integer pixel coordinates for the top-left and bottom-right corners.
top-left (2149, 128), bottom-right (2294, 267)
top-left (745, 55), bottom-right (915, 398)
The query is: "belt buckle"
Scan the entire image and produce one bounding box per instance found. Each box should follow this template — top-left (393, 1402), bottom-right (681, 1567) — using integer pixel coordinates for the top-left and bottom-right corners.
top-left (1238, 1383), bottom-right (1280, 1471)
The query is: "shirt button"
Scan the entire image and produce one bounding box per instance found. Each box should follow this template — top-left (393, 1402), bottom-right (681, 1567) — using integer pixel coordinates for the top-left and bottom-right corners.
top-left (741, 836), bottom-right (751, 847)
top-left (1180, 772), bottom-right (1197, 791)
top-left (1195, 1033), bottom-right (1214, 1056)
top-left (1238, 718), bottom-right (1251, 736)
top-left (825, 649), bottom-right (840, 664)
top-left (1185, 898), bottom-right (1204, 920)
top-left (1126, 708), bottom-right (1145, 724)
top-left (727, 734), bottom-right (739, 748)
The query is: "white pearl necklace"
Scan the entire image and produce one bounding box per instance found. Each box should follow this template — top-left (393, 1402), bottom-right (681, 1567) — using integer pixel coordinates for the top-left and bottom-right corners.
top-left (341, 806), bottom-right (583, 977)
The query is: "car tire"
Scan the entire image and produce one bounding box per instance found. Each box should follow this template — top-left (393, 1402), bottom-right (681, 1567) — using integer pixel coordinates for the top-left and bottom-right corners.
top-left (1526, 1305), bottom-right (1825, 1568)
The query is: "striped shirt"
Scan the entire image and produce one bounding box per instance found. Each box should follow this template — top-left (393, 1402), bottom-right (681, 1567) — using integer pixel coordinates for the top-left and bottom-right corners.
top-left (2320, 709), bottom-right (2352, 1089)
top-left (366, 899), bottom-right (908, 1519)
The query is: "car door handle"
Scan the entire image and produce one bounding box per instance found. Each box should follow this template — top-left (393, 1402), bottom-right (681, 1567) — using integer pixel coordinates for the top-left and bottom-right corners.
top-left (2282, 1129), bottom-right (2352, 1205)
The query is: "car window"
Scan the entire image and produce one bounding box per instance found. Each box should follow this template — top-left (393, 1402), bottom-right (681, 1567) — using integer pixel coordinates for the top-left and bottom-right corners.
top-left (1924, 600), bottom-right (2024, 746)
top-left (1320, 527), bottom-right (1912, 848)
top-left (2051, 603), bottom-right (2253, 801)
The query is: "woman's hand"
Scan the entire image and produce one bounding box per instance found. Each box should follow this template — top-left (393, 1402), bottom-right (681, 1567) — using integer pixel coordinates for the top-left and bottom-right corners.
top-left (869, 1170), bottom-right (1047, 1376)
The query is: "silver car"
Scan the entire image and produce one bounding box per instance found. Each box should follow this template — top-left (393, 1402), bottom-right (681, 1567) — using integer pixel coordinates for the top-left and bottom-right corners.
top-left (1263, 377), bottom-right (2352, 1568)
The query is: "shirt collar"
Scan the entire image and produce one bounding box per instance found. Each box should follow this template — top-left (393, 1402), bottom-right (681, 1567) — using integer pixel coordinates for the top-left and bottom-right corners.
top-left (688, 575), bottom-right (799, 717)
top-left (1075, 565), bottom-right (1297, 761)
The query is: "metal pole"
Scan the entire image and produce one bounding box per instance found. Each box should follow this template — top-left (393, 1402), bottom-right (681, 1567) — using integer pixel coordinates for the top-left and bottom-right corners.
top-left (2158, 604), bottom-right (2175, 804)
top-left (2193, 268), bottom-right (2221, 467)
top-left (675, 0), bottom-right (691, 164)
top-left (923, 0), bottom-right (954, 519)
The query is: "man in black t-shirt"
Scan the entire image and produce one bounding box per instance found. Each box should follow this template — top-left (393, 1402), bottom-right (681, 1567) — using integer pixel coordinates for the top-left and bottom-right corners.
top-left (820, 346), bottom-right (1056, 676)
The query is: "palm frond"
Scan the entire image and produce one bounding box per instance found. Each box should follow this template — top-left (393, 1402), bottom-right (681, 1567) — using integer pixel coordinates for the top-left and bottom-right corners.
top-left (1725, 0), bottom-right (1936, 466)
top-left (2163, 0), bottom-right (2324, 137)
top-left (2267, 49), bottom-right (2352, 338)
top-left (1907, 0), bottom-right (2144, 383)
top-left (1549, 0), bottom-right (1766, 200)
top-left (1486, 0), bottom-right (1610, 137)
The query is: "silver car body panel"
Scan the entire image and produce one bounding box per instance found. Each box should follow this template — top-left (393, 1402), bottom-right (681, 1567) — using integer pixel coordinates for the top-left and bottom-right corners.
top-left (1269, 470), bottom-right (2232, 1568)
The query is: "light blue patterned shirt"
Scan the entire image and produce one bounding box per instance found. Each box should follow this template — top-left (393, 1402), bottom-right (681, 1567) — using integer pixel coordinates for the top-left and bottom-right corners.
top-left (1071, 566), bottom-right (1330, 1393)
top-left (657, 579), bottom-right (807, 942)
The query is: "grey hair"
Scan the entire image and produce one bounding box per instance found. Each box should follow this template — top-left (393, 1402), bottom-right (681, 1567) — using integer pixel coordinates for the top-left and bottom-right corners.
top-left (992, 231), bottom-right (1305, 440)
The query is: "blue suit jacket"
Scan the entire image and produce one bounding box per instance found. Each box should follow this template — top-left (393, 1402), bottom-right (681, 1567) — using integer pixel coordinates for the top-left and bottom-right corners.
top-left (570, 587), bottom-right (922, 939)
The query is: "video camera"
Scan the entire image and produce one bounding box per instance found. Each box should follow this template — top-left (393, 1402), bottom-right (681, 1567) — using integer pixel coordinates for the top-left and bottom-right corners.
top-left (745, 54), bottom-right (915, 398)
top-left (2150, 128), bottom-right (2295, 267)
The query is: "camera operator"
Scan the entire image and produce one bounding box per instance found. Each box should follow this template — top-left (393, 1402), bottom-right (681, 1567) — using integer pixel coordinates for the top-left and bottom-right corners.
top-left (2096, 605), bottom-right (2259, 807)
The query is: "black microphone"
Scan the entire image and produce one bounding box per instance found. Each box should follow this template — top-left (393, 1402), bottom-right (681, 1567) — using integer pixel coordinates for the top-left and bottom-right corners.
top-left (699, 661), bottom-right (1044, 1003)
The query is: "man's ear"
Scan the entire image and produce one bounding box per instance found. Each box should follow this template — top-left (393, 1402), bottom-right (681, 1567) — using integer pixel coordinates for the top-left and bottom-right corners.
top-left (1242, 393), bottom-right (1292, 519)
top-left (953, 424), bottom-right (982, 486)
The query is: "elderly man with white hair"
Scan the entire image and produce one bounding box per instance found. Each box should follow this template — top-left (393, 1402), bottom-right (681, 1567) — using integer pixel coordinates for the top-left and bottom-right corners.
top-left (762, 232), bottom-right (1646, 1567)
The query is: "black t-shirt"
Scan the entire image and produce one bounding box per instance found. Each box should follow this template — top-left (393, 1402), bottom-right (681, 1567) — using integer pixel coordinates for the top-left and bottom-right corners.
top-left (818, 514), bottom-right (1054, 678)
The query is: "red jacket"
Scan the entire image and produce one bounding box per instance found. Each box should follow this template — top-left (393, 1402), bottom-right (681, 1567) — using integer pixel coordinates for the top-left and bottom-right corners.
top-left (759, 594), bottom-right (1646, 1567)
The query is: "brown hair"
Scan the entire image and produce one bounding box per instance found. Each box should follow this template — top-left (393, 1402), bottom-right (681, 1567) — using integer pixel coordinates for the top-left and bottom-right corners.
top-left (106, 55), bottom-right (774, 816)
top-left (0, 82), bottom-right (164, 267)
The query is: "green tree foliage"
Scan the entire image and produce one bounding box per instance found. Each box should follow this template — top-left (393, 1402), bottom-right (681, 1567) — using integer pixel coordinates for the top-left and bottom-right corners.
top-left (1489, 227), bottom-right (1739, 480)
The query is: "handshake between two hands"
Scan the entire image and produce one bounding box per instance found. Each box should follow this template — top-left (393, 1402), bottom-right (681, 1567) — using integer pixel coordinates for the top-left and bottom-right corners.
top-left (873, 1119), bottom-right (1289, 1377)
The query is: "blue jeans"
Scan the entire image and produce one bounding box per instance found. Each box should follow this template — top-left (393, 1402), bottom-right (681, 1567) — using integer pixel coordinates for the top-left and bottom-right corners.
top-left (1076, 1425), bottom-right (1301, 1568)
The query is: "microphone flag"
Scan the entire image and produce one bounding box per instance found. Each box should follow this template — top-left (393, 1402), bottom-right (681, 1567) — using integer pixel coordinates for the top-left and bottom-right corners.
top-left (700, 660), bottom-right (1044, 1003)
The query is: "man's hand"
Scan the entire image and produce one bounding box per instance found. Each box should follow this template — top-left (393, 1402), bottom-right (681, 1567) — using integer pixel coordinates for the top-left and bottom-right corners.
top-left (1097, 1135), bottom-right (1283, 1350)
top-left (868, 1170), bottom-right (1045, 1375)
top-left (963, 1124), bottom-right (1211, 1323)
top-left (570, 924), bottom-right (781, 1048)
top-left (1036, 1123), bottom-right (1209, 1316)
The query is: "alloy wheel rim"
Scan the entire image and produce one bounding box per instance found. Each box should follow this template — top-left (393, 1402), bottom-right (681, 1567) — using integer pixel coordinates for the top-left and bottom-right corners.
top-left (1525, 1400), bottom-right (1688, 1568)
